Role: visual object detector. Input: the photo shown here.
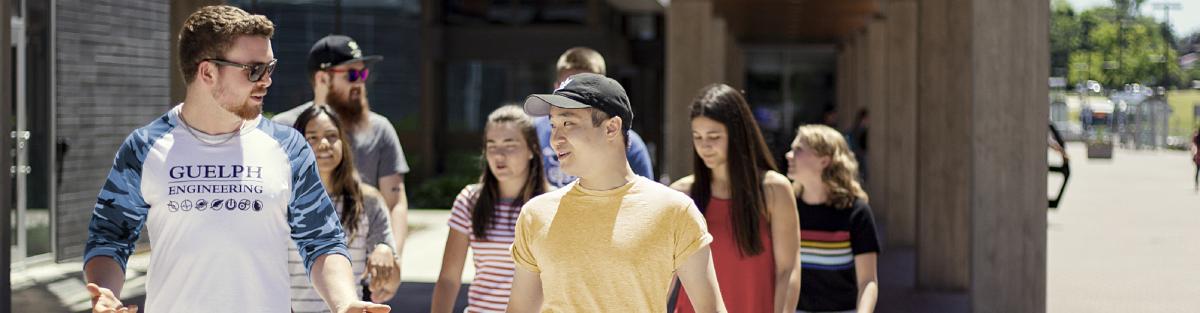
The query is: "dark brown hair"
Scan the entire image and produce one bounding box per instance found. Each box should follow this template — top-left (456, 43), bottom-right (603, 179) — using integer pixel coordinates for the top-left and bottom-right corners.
top-left (178, 5), bottom-right (275, 84)
top-left (689, 84), bottom-right (779, 256)
top-left (293, 106), bottom-right (363, 242)
top-left (472, 105), bottom-right (548, 240)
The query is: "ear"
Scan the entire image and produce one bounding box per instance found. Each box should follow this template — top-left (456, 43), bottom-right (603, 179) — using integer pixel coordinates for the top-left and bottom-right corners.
top-left (605, 116), bottom-right (623, 142)
top-left (819, 156), bottom-right (831, 169)
top-left (318, 71), bottom-right (331, 85)
top-left (198, 61), bottom-right (218, 86)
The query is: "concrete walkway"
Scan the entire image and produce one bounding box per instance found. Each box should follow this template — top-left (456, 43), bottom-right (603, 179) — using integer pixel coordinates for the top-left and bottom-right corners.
top-left (1047, 143), bottom-right (1200, 312)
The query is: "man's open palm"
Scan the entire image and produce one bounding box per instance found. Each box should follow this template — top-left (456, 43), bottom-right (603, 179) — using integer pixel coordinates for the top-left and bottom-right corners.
top-left (87, 283), bottom-right (138, 313)
top-left (337, 301), bottom-right (391, 313)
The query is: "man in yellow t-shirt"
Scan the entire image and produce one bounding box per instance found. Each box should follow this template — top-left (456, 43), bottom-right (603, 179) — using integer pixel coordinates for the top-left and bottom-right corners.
top-left (507, 73), bottom-right (727, 313)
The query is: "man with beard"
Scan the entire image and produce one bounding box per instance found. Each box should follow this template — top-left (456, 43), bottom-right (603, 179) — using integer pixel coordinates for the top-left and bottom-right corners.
top-left (83, 6), bottom-right (390, 313)
top-left (273, 35), bottom-right (409, 293)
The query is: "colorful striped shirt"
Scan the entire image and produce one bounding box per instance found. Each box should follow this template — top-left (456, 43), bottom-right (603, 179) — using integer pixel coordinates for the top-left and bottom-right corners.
top-left (797, 198), bottom-right (880, 312)
top-left (448, 185), bottom-right (521, 313)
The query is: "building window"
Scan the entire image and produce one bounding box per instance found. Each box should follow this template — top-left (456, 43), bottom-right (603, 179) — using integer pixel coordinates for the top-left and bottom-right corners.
top-left (229, 0), bottom-right (423, 130)
top-left (443, 60), bottom-right (553, 133)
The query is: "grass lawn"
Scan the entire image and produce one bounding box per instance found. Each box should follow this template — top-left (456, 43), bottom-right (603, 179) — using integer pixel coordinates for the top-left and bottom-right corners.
top-left (1168, 90), bottom-right (1200, 138)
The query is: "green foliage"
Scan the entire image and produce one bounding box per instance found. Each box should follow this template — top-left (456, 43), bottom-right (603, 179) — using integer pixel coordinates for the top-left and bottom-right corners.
top-left (1052, 1), bottom-right (1186, 88)
top-left (409, 152), bottom-right (483, 209)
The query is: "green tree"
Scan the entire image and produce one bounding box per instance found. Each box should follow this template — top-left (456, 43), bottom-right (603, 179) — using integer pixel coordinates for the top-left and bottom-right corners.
top-left (1051, 0), bottom-right (1083, 77)
top-left (1061, 3), bottom-right (1183, 89)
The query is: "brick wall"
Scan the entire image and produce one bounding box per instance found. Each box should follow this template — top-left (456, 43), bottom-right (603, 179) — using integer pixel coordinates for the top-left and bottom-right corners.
top-left (54, 0), bottom-right (171, 262)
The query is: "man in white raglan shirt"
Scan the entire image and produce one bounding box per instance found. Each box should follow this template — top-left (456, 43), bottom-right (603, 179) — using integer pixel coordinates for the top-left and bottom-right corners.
top-left (82, 6), bottom-right (390, 313)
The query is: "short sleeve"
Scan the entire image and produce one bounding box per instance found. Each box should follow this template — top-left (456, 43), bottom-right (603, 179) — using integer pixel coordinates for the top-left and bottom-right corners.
top-left (375, 119), bottom-right (411, 176)
top-left (849, 200), bottom-right (881, 255)
top-left (510, 206), bottom-right (541, 273)
top-left (447, 185), bottom-right (478, 235)
top-left (672, 202), bottom-right (713, 269)
top-left (363, 191), bottom-right (396, 254)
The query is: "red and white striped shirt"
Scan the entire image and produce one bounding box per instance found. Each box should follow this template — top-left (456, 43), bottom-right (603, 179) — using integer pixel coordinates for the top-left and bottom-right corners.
top-left (448, 185), bottom-right (521, 313)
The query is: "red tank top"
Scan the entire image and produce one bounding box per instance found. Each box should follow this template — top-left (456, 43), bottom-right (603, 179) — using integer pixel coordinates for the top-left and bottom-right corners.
top-left (675, 197), bottom-right (776, 313)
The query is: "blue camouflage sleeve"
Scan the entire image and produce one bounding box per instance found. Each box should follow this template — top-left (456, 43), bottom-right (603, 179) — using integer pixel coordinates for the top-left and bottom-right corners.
top-left (283, 128), bottom-right (350, 275)
top-left (84, 131), bottom-right (152, 272)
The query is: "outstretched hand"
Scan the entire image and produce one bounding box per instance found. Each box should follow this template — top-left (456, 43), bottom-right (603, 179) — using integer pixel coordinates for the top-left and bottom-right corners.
top-left (336, 301), bottom-right (391, 313)
top-left (87, 283), bottom-right (138, 313)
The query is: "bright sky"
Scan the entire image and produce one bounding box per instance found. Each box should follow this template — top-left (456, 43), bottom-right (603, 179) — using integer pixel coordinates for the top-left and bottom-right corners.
top-left (1066, 0), bottom-right (1200, 35)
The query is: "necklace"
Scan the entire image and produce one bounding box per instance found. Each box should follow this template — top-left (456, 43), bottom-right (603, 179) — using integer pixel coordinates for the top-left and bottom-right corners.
top-left (178, 111), bottom-right (244, 146)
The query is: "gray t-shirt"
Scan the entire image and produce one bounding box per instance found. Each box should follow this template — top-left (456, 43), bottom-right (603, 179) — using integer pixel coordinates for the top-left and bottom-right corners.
top-left (273, 101), bottom-right (411, 186)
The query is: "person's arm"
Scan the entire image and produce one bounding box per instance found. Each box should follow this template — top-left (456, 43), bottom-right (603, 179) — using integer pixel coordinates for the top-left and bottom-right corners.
top-left (674, 201), bottom-right (725, 313)
top-left (854, 253), bottom-right (879, 313)
top-left (431, 230), bottom-right (470, 313)
top-left (764, 173), bottom-right (801, 313)
top-left (505, 267), bottom-right (544, 313)
top-left (379, 173), bottom-right (409, 264)
top-left (507, 201), bottom-right (543, 313)
top-left (285, 135), bottom-right (387, 312)
top-left (676, 246), bottom-right (727, 313)
top-left (85, 258), bottom-right (137, 313)
top-left (311, 253), bottom-right (391, 313)
top-left (848, 202), bottom-right (881, 313)
top-left (363, 189), bottom-right (400, 302)
top-left (84, 133), bottom-right (150, 312)
top-left (377, 121), bottom-right (412, 270)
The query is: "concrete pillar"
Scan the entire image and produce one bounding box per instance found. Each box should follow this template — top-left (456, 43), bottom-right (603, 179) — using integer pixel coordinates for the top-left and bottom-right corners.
top-left (881, 0), bottom-right (918, 247)
top-left (665, 0), bottom-right (725, 180)
top-left (915, 0), bottom-right (1048, 312)
top-left (853, 30), bottom-right (869, 131)
top-left (709, 17), bottom-right (728, 84)
top-left (838, 32), bottom-right (862, 130)
top-left (865, 19), bottom-right (887, 219)
top-left (170, 0), bottom-right (225, 104)
top-left (724, 24), bottom-right (744, 91)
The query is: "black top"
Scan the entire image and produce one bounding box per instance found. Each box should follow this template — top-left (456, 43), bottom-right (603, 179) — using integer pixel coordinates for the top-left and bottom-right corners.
top-left (796, 198), bottom-right (881, 312)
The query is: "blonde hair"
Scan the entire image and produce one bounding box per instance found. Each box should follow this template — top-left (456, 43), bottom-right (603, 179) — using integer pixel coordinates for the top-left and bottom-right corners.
top-left (794, 124), bottom-right (868, 209)
top-left (556, 47), bottom-right (606, 76)
top-left (178, 5), bottom-right (275, 83)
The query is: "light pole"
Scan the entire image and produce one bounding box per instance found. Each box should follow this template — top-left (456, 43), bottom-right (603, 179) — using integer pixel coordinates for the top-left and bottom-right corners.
top-left (1153, 2), bottom-right (1182, 89)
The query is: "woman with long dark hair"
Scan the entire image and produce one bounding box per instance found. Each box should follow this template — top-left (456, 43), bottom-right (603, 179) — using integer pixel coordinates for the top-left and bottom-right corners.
top-left (431, 105), bottom-right (549, 313)
top-left (787, 124), bottom-right (880, 313)
top-left (288, 106), bottom-right (401, 312)
top-left (672, 84), bottom-right (801, 313)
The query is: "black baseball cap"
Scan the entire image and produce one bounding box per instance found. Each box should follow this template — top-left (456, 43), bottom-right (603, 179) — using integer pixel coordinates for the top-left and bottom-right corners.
top-left (524, 73), bottom-right (633, 132)
top-left (307, 35), bottom-right (382, 73)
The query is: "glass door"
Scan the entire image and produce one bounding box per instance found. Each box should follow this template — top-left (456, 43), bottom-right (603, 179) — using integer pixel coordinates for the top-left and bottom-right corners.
top-left (9, 0), bottom-right (53, 267)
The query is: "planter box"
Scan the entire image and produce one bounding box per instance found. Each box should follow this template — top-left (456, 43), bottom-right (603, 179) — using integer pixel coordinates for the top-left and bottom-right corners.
top-left (1086, 142), bottom-right (1113, 159)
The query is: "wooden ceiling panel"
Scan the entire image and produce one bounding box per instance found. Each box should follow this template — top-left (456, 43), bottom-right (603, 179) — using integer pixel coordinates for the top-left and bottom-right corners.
top-left (713, 0), bottom-right (879, 43)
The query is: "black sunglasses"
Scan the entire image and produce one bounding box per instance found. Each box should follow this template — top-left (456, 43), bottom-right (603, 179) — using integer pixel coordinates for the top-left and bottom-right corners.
top-left (205, 58), bottom-right (278, 82)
